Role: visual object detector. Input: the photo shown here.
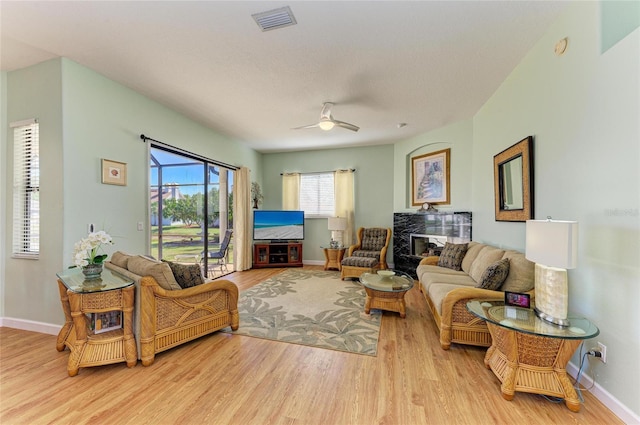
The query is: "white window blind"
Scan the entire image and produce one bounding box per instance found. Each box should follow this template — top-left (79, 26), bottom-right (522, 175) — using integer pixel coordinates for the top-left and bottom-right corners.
top-left (299, 173), bottom-right (335, 217)
top-left (12, 119), bottom-right (40, 258)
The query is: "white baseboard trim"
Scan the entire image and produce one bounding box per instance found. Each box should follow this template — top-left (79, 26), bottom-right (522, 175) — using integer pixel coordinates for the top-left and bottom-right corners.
top-left (2, 317), bottom-right (637, 423)
top-left (567, 360), bottom-right (640, 424)
top-left (0, 317), bottom-right (61, 336)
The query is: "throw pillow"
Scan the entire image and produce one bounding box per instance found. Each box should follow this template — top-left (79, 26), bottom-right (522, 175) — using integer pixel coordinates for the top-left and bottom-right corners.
top-left (437, 242), bottom-right (468, 271)
top-left (127, 255), bottom-right (182, 291)
top-left (476, 258), bottom-right (510, 290)
top-left (110, 251), bottom-right (131, 269)
top-left (163, 260), bottom-right (204, 289)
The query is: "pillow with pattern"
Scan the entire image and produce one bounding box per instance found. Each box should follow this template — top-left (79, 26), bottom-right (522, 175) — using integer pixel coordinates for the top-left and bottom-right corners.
top-left (162, 260), bottom-right (204, 289)
top-left (437, 242), bottom-right (468, 271)
top-left (476, 258), bottom-right (510, 290)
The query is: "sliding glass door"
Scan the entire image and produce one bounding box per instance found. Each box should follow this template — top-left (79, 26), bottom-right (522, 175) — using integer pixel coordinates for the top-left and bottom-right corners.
top-left (150, 146), bottom-right (233, 278)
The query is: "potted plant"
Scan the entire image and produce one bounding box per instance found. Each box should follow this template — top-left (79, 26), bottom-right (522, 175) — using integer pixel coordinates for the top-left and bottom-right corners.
top-left (251, 182), bottom-right (264, 209)
top-left (73, 230), bottom-right (114, 279)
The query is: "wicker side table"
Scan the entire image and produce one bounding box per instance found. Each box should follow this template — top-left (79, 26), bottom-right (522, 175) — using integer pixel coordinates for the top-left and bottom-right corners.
top-left (56, 267), bottom-right (137, 376)
top-left (359, 271), bottom-right (414, 318)
top-left (466, 300), bottom-right (599, 412)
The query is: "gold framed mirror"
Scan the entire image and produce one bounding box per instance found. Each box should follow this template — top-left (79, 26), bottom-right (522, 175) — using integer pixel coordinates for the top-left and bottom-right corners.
top-left (493, 136), bottom-right (533, 222)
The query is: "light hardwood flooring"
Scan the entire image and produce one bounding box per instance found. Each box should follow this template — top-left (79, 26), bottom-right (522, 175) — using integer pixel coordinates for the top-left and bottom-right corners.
top-left (0, 266), bottom-right (622, 424)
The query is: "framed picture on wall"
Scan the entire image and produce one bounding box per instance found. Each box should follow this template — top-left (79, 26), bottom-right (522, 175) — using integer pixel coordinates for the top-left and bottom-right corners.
top-left (411, 148), bottom-right (450, 205)
top-left (101, 159), bottom-right (127, 186)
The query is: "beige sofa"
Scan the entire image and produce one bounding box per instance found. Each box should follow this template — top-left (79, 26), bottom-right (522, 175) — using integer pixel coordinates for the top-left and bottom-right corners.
top-left (416, 242), bottom-right (534, 350)
top-left (105, 252), bottom-right (239, 366)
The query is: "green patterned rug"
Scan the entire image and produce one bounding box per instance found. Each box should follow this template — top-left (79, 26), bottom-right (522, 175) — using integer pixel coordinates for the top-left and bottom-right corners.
top-left (224, 268), bottom-right (381, 356)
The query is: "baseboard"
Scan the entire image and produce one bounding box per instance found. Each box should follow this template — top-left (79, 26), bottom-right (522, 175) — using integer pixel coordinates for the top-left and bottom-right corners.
top-left (567, 360), bottom-right (640, 424)
top-left (0, 317), bottom-right (61, 336)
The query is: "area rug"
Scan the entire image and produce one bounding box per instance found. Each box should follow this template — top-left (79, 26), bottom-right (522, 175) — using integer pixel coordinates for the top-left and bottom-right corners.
top-left (224, 268), bottom-right (381, 356)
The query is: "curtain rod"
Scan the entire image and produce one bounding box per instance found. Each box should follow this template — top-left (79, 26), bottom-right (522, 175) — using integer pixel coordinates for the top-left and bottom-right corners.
top-left (280, 168), bottom-right (356, 176)
top-left (140, 134), bottom-right (239, 170)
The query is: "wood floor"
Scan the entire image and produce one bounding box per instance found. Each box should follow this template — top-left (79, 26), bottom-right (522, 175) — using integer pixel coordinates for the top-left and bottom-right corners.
top-left (1, 266), bottom-right (622, 425)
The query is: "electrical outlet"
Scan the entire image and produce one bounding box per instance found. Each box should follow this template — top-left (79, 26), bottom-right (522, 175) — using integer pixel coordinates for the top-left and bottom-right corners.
top-left (137, 221), bottom-right (144, 231)
top-left (597, 342), bottom-right (607, 363)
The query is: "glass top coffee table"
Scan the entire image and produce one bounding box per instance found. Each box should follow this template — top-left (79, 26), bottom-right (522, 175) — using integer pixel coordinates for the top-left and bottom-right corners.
top-left (359, 270), bottom-right (414, 318)
top-left (466, 299), bottom-right (599, 412)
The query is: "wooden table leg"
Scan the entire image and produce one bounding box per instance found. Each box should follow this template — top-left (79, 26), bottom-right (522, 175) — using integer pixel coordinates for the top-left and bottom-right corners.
top-left (122, 285), bottom-right (137, 368)
top-left (67, 290), bottom-right (87, 377)
top-left (56, 280), bottom-right (73, 352)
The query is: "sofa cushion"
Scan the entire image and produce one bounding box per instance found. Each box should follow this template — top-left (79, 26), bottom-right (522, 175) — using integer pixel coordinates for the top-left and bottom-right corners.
top-left (469, 246), bottom-right (506, 283)
top-left (163, 260), bottom-right (204, 289)
top-left (500, 251), bottom-right (535, 292)
top-left (461, 242), bottom-right (484, 274)
top-left (437, 242), bottom-right (468, 271)
top-left (428, 283), bottom-right (470, 316)
top-left (127, 255), bottom-right (182, 291)
top-left (111, 251), bottom-right (132, 269)
top-left (476, 258), bottom-right (510, 290)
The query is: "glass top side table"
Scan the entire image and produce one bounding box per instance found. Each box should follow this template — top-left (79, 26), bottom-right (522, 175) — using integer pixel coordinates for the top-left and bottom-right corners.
top-left (56, 267), bottom-right (137, 376)
top-left (466, 299), bottom-right (599, 412)
top-left (359, 270), bottom-right (414, 318)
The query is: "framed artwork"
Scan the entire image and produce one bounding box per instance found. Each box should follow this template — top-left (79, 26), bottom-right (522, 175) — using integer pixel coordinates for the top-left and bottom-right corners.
top-left (101, 159), bottom-right (127, 186)
top-left (411, 148), bottom-right (450, 206)
top-left (493, 136), bottom-right (533, 222)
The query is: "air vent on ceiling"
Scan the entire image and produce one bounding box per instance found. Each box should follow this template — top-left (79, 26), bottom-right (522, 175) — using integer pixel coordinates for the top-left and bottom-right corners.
top-left (252, 6), bottom-right (297, 32)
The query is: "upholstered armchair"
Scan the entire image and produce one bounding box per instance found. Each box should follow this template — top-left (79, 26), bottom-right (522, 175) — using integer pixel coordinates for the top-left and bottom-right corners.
top-left (340, 227), bottom-right (392, 280)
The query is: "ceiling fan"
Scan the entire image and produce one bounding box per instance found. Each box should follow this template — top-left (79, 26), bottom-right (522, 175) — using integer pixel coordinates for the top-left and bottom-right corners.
top-left (293, 102), bottom-right (360, 132)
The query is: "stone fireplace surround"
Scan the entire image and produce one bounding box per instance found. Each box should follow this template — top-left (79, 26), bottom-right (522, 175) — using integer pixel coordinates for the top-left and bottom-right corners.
top-left (393, 212), bottom-right (472, 278)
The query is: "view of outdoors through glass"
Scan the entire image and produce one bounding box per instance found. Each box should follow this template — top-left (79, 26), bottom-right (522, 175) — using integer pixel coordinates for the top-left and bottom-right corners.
top-left (149, 147), bottom-right (234, 278)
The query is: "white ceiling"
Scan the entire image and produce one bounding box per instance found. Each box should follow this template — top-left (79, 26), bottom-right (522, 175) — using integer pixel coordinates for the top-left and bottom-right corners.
top-left (1, 1), bottom-right (568, 153)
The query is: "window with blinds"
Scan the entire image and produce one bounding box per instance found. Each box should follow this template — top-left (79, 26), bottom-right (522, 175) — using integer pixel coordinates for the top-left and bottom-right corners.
top-left (299, 172), bottom-right (334, 217)
top-left (12, 119), bottom-right (40, 258)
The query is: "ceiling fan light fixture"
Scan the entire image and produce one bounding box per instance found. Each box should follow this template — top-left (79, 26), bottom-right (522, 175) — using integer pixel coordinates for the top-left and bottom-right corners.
top-left (318, 120), bottom-right (335, 131)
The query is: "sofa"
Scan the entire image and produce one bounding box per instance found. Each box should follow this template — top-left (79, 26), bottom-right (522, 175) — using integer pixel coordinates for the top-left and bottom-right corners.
top-left (416, 241), bottom-right (534, 350)
top-left (105, 251), bottom-right (239, 366)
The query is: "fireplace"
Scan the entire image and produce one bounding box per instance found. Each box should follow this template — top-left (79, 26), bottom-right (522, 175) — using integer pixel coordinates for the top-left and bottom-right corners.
top-left (410, 234), bottom-right (448, 257)
top-left (393, 212), bottom-right (472, 278)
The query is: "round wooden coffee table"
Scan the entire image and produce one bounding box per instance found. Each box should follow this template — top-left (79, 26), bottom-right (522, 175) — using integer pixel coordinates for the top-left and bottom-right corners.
top-left (359, 270), bottom-right (414, 318)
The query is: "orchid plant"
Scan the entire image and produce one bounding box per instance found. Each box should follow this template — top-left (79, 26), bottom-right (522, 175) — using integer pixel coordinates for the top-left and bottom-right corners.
top-left (73, 230), bottom-right (114, 268)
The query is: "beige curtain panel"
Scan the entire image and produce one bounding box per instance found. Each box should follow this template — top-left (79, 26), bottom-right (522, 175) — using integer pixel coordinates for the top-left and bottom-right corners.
top-left (233, 166), bottom-right (252, 271)
top-left (334, 169), bottom-right (355, 247)
top-left (282, 173), bottom-right (300, 210)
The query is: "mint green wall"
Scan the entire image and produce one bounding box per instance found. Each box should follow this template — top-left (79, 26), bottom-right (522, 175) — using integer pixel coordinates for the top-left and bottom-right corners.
top-left (393, 119), bottom-right (473, 213)
top-left (2, 58), bottom-right (261, 325)
top-left (601, 0), bottom-right (640, 53)
top-left (4, 60), bottom-right (65, 324)
top-left (262, 145), bottom-right (394, 263)
top-left (473, 2), bottom-right (639, 414)
top-left (1, 71), bottom-right (7, 318)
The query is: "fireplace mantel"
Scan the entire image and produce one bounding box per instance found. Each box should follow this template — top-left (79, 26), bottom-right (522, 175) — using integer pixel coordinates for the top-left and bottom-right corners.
top-left (393, 212), bottom-right (472, 278)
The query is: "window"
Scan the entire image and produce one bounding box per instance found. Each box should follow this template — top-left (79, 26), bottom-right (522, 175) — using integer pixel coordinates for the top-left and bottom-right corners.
top-left (299, 172), bottom-right (335, 217)
top-left (12, 119), bottom-right (40, 258)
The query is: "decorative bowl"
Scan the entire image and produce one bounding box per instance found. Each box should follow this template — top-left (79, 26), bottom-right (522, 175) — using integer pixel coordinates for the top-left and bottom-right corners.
top-left (377, 270), bottom-right (395, 278)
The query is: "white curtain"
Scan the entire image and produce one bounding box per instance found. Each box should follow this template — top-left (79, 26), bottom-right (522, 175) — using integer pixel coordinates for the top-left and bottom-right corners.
top-left (334, 169), bottom-right (355, 247)
top-left (282, 173), bottom-right (300, 210)
top-left (233, 167), bottom-right (252, 271)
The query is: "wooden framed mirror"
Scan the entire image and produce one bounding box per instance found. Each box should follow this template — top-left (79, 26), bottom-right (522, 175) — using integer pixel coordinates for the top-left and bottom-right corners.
top-left (493, 136), bottom-right (534, 222)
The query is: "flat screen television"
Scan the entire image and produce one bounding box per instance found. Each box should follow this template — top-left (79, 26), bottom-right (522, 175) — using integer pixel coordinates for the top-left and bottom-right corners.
top-left (253, 210), bottom-right (305, 242)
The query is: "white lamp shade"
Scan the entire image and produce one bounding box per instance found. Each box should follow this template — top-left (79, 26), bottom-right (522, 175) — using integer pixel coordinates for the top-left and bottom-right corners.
top-left (328, 217), bottom-right (347, 231)
top-left (526, 219), bottom-right (578, 269)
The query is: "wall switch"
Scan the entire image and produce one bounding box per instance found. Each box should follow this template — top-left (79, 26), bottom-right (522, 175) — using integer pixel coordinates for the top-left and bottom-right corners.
top-left (87, 223), bottom-right (95, 234)
top-left (137, 221), bottom-right (144, 231)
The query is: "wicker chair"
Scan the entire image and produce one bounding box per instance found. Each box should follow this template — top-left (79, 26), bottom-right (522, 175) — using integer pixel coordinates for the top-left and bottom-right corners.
top-left (340, 227), bottom-right (392, 280)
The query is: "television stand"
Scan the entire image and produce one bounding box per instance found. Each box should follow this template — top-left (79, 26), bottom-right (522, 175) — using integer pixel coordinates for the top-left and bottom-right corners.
top-left (253, 242), bottom-right (303, 268)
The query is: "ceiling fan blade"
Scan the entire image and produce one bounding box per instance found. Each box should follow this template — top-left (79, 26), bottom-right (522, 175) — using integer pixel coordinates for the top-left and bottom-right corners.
top-left (320, 102), bottom-right (334, 120)
top-left (333, 120), bottom-right (360, 132)
top-left (292, 123), bottom-right (319, 130)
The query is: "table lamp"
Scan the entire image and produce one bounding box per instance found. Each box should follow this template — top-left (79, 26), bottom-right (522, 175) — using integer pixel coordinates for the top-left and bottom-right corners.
top-left (328, 217), bottom-right (347, 248)
top-left (525, 218), bottom-right (578, 326)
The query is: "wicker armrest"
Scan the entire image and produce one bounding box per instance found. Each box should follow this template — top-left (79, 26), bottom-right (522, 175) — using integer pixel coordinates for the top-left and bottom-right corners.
top-left (419, 256), bottom-right (440, 266)
top-left (440, 287), bottom-right (534, 327)
top-left (141, 277), bottom-right (238, 302)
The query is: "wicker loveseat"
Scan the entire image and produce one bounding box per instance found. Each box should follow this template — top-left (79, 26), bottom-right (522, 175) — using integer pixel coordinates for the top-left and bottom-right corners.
top-left (417, 241), bottom-right (534, 350)
top-left (105, 252), bottom-right (239, 366)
